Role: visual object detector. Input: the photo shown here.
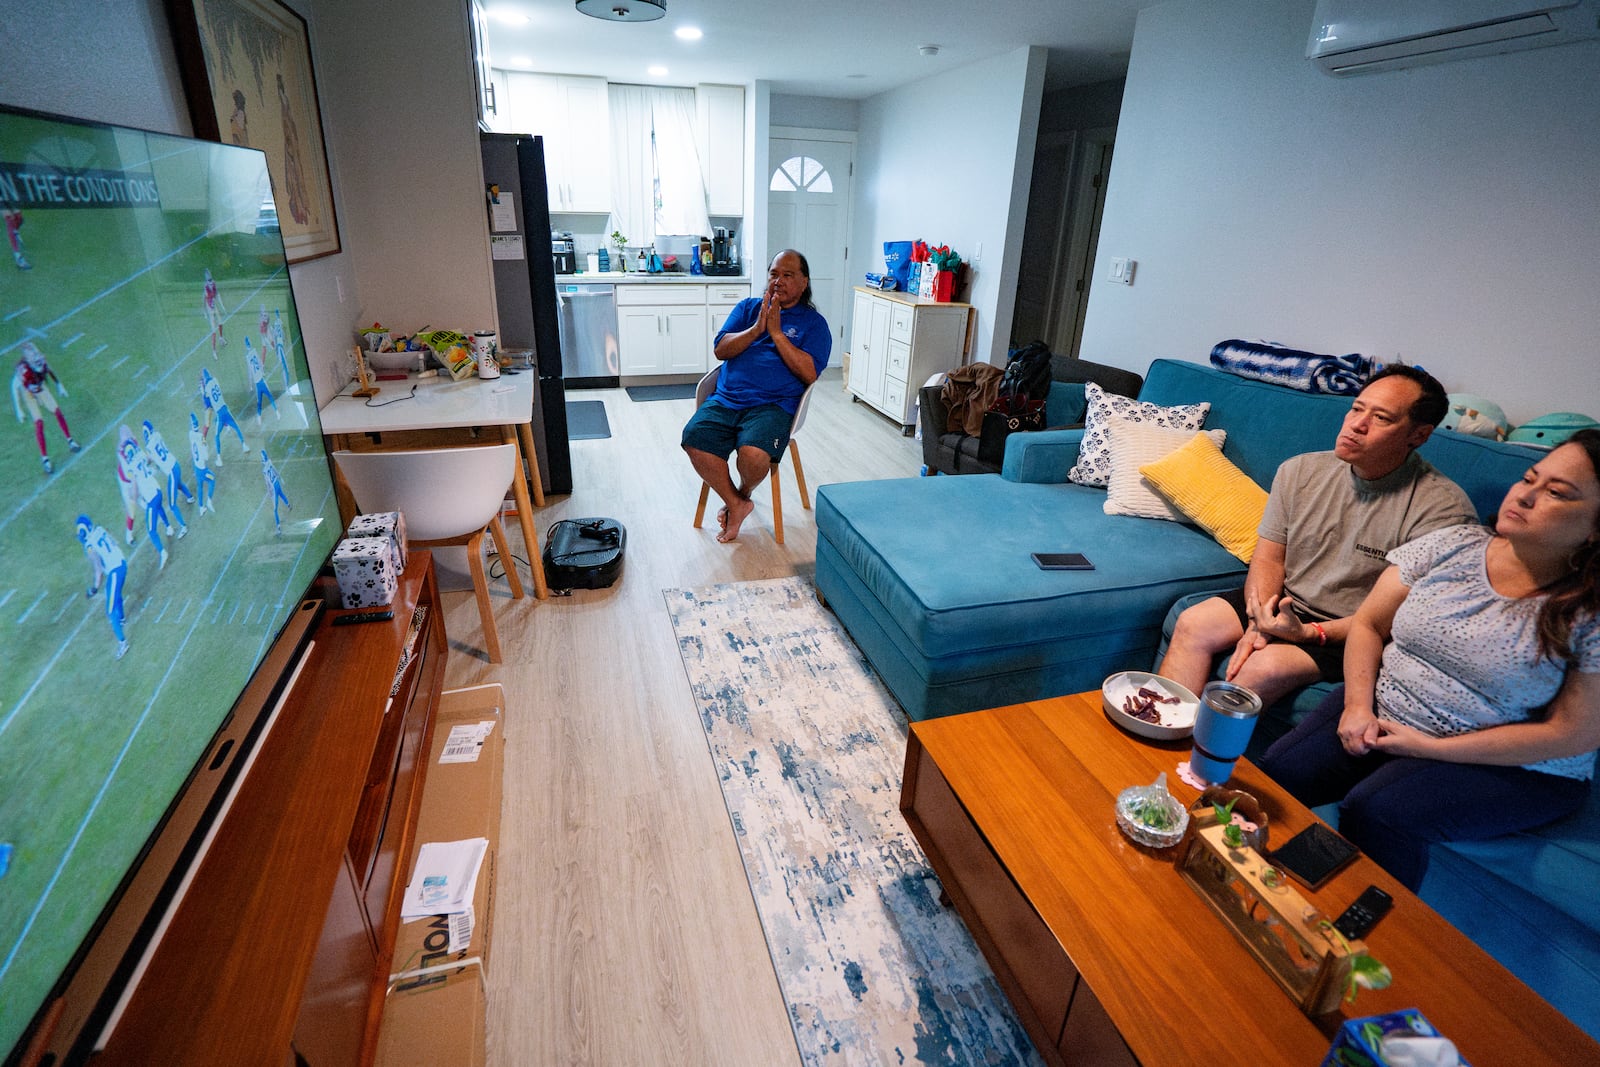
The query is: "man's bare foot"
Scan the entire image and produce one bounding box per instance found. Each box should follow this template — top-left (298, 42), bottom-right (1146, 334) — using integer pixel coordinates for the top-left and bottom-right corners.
top-left (717, 505), bottom-right (729, 531)
top-left (717, 496), bottom-right (755, 543)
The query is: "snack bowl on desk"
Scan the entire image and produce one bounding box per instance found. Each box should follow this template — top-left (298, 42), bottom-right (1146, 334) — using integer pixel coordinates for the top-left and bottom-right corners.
top-left (365, 347), bottom-right (423, 372)
top-left (1102, 671), bottom-right (1200, 740)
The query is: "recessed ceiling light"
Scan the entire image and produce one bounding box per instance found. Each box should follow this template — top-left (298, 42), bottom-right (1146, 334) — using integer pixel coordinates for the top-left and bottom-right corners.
top-left (487, 7), bottom-right (530, 25)
top-left (674, 26), bottom-right (703, 41)
top-left (509, 55), bottom-right (534, 68)
top-left (647, 65), bottom-right (669, 77)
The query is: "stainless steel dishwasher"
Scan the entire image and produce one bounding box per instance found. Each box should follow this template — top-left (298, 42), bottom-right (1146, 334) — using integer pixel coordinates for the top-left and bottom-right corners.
top-left (555, 281), bottom-right (619, 387)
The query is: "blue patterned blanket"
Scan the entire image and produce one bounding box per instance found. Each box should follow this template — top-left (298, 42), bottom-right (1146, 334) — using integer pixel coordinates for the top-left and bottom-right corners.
top-left (1209, 339), bottom-right (1381, 395)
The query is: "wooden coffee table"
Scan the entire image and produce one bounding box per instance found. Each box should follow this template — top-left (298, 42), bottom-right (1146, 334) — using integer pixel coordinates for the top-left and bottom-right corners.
top-left (900, 691), bottom-right (1599, 1065)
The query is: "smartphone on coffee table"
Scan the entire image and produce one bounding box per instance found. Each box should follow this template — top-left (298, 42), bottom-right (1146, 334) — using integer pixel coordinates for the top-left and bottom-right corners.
top-left (1267, 822), bottom-right (1360, 890)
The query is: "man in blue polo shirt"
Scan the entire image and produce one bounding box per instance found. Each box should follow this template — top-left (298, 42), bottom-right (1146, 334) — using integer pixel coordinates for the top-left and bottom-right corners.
top-left (683, 249), bottom-right (831, 542)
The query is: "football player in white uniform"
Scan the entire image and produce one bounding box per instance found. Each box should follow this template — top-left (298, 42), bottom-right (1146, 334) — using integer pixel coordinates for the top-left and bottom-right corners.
top-left (77, 514), bottom-right (130, 660)
top-left (188, 412), bottom-right (218, 514)
top-left (199, 366), bottom-right (247, 463)
top-left (261, 448), bottom-right (291, 534)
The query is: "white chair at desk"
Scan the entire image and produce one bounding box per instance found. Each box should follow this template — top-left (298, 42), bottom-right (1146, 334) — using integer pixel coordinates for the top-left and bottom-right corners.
top-left (334, 444), bottom-right (524, 663)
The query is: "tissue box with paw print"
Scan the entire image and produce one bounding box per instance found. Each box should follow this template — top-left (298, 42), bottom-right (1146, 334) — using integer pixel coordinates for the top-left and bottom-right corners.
top-left (333, 536), bottom-right (398, 609)
top-left (347, 510), bottom-right (407, 573)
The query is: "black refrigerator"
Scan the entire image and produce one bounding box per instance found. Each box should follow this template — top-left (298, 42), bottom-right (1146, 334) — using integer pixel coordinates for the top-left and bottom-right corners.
top-left (480, 132), bottom-right (572, 495)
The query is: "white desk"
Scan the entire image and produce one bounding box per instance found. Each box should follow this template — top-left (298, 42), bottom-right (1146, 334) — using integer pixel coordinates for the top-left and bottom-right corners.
top-left (318, 371), bottom-right (548, 598)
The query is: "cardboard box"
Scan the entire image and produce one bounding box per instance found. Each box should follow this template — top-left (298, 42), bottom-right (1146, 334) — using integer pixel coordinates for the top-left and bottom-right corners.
top-left (347, 510), bottom-right (408, 573)
top-left (378, 684), bottom-right (504, 1067)
top-left (377, 961), bottom-right (486, 1067)
top-left (332, 536), bottom-right (398, 608)
top-left (391, 684), bottom-right (504, 972)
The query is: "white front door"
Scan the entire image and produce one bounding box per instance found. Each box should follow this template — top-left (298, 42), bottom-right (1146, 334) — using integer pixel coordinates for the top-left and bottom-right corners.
top-left (767, 129), bottom-right (855, 357)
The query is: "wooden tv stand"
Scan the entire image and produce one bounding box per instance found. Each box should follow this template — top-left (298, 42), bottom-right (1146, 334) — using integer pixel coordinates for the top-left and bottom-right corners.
top-left (93, 554), bottom-right (447, 1066)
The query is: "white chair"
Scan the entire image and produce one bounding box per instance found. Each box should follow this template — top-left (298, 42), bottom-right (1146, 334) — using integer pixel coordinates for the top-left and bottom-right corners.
top-left (691, 365), bottom-right (817, 545)
top-left (334, 444), bottom-right (524, 662)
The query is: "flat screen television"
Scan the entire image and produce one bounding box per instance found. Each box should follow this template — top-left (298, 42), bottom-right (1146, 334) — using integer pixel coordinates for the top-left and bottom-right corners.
top-left (0, 104), bottom-right (342, 1062)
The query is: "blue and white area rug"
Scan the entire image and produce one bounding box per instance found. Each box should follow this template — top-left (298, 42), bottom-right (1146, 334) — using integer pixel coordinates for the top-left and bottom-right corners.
top-left (664, 576), bottom-right (1043, 1066)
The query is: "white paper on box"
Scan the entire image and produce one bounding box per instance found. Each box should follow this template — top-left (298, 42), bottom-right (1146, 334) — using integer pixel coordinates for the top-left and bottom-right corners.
top-left (439, 721), bottom-right (497, 764)
top-left (401, 838), bottom-right (488, 919)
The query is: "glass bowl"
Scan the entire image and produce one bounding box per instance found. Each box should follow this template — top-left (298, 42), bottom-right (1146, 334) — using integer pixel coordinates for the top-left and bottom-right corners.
top-left (1115, 774), bottom-right (1190, 849)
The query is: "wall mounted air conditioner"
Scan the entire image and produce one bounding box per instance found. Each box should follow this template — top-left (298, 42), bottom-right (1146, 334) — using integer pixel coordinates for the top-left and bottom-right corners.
top-left (1308, 0), bottom-right (1600, 75)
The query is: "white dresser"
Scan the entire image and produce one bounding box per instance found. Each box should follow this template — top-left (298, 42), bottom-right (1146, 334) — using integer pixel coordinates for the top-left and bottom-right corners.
top-left (848, 287), bottom-right (974, 431)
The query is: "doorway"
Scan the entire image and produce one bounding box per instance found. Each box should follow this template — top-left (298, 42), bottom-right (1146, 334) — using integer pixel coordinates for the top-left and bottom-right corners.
top-left (767, 127), bottom-right (856, 349)
top-left (1011, 127), bottom-right (1114, 358)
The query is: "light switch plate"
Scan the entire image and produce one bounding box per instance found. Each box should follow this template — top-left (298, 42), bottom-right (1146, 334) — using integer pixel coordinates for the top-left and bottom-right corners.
top-left (1108, 257), bottom-right (1136, 285)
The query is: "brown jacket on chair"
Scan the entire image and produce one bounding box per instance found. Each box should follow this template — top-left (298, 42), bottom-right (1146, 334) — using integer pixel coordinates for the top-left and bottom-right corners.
top-left (940, 363), bottom-right (1005, 437)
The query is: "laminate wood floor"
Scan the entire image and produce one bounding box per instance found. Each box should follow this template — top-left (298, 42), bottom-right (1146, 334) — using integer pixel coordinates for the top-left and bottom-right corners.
top-left (439, 368), bottom-right (924, 1066)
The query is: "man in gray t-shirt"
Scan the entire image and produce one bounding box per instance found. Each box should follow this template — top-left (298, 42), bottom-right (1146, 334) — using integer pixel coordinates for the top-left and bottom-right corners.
top-left (1159, 366), bottom-right (1476, 709)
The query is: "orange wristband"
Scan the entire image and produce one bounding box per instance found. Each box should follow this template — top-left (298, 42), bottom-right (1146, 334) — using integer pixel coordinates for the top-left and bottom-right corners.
top-left (1311, 622), bottom-right (1327, 646)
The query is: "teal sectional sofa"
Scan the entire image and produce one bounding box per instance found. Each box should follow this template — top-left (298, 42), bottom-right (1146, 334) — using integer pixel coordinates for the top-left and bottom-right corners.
top-left (815, 357), bottom-right (1599, 1039)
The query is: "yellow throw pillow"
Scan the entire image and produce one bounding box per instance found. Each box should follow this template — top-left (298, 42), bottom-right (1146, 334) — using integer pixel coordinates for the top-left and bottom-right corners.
top-left (1139, 434), bottom-right (1268, 562)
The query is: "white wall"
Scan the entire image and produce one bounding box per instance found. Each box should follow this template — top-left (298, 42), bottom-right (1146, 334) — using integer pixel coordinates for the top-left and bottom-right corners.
top-left (771, 94), bottom-right (860, 131)
top-left (851, 46), bottom-right (1047, 366)
top-left (314, 0), bottom-right (494, 346)
top-left (1080, 0), bottom-right (1600, 425)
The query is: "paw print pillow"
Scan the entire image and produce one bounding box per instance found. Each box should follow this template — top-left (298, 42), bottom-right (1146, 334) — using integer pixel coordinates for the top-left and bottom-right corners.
top-left (1067, 382), bottom-right (1211, 488)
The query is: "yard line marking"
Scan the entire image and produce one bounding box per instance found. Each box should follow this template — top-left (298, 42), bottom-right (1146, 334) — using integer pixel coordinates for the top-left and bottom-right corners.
top-left (4, 306), bottom-right (30, 321)
top-left (0, 588), bottom-right (12, 611)
top-left (16, 590), bottom-right (47, 625)
top-left (85, 343), bottom-right (108, 359)
top-left (59, 333), bottom-right (84, 349)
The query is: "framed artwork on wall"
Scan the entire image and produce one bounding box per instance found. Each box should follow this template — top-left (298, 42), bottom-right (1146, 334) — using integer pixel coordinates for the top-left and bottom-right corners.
top-left (166, 0), bottom-right (341, 262)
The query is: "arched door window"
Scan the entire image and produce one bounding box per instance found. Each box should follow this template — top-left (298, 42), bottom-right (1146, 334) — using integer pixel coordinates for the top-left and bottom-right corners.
top-left (769, 155), bottom-right (834, 193)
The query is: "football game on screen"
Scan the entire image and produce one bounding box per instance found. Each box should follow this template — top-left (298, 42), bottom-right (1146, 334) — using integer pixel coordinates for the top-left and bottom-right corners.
top-left (0, 107), bottom-right (342, 1053)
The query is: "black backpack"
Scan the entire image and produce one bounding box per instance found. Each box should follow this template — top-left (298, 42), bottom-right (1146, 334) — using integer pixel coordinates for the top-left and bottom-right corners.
top-left (995, 341), bottom-right (1053, 403)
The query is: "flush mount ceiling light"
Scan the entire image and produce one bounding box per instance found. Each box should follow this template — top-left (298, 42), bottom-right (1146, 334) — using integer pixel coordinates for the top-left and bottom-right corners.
top-left (576, 0), bottom-right (664, 22)
top-left (918, 44), bottom-right (941, 57)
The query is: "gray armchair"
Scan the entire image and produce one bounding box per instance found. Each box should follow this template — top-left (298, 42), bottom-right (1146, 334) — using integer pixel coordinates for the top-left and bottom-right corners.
top-left (919, 354), bottom-right (1144, 476)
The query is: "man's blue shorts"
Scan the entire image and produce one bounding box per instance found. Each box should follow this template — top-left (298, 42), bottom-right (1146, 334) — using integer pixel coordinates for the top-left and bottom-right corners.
top-left (682, 397), bottom-right (793, 462)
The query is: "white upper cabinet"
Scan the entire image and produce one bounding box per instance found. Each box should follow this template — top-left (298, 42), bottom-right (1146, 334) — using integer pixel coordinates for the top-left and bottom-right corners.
top-left (505, 73), bottom-right (611, 213)
top-left (695, 84), bottom-right (745, 217)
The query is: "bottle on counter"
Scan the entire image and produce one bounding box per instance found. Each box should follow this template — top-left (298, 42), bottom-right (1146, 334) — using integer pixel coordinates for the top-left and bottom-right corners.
top-left (636, 248), bottom-right (647, 272)
top-left (598, 247), bottom-right (610, 272)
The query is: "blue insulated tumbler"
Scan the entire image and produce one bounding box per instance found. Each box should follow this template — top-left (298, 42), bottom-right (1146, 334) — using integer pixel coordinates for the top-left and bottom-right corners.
top-left (1190, 681), bottom-right (1263, 784)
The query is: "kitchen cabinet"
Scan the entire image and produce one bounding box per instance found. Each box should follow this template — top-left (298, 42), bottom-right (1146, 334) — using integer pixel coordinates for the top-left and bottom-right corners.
top-left (617, 285), bottom-right (710, 375)
top-left (696, 84), bottom-right (745, 216)
top-left (705, 282), bottom-right (751, 353)
top-left (849, 287), bottom-right (973, 431)
top-left (515, 73), bottom-right (610, 213)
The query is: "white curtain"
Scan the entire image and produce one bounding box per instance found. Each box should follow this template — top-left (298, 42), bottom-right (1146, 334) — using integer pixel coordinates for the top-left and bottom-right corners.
top-left (607, 84), bottom-right (654, 252)
top-left (607, 83), bottom-right (711, 248)
top-left (650, 88), bottom-right (710, 238)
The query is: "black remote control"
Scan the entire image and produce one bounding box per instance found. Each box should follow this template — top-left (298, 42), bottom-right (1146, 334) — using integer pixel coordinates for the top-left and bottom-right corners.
top-left (332, 609), bottom-right (394, 625)
top-left (1333, 884), bottom-right (1393, 940)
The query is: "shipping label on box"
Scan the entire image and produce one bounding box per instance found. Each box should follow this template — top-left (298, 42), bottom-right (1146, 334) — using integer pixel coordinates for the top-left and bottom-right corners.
top-left (348, 510), bottom-right (408, 572)
top-left (332, 535), bottom-right (398, 608)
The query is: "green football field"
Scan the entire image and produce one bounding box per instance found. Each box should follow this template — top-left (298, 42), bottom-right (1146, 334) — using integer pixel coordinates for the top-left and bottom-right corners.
top-left (0, 124), bottom-right (341, 1051)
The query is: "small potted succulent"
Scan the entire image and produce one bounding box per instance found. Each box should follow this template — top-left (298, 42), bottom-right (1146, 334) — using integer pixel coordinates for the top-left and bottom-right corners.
top-left (610, 230), bottom-right (629, 272)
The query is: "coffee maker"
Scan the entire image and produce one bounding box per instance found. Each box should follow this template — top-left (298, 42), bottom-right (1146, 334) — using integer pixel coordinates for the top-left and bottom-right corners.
top-left (707, 227), bottom-right (739, 275)
top-left (551, 231), bottom-right (576, 274)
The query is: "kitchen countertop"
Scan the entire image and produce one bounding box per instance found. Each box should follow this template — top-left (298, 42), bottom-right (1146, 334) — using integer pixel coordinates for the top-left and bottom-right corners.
top-left (556, 273), bottom-right (751, 285)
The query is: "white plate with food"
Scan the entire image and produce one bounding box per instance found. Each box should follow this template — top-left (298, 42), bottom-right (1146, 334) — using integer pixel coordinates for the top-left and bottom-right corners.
top-left (1101, 671), bottom-right (1200, 740)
